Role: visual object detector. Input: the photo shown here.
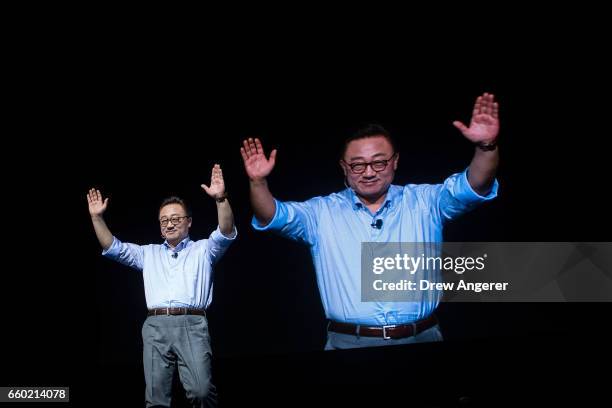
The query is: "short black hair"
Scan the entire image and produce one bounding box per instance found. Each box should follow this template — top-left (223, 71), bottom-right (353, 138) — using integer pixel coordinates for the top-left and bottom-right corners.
top-left (341, 124), bottom-right (397, 159)
top-left (159, 196), bottom-right (192, 217)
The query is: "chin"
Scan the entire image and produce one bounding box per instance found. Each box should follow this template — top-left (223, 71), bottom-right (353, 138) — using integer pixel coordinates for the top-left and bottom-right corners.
top-left (358, 184), bottom-right (381, 193)
top-left (358, 184), bottom-right (389, 198)
top-left (355, 189), bottom-right (380, 200)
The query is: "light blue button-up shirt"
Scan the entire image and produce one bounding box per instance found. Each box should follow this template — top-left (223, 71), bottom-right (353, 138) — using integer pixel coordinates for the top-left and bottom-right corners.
top-left (102, 226), bottom-right (237, 310)
top-left (253, 169), bottom-right (498, 325)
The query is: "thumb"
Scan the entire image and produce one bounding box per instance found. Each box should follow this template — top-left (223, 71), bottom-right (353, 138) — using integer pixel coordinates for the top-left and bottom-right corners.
top-left (201, 184), bottom-right (211, 194)
top-left (452, 121), bottom-right (469, 133)
top-left (269, 149), bottom-right (278, 167)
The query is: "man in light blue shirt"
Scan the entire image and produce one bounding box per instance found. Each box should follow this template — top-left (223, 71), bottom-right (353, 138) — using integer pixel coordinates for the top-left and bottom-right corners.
top-left (240, 93), bottom-right (500, 350)
top-left (88, 164), bottom-right (235, 407)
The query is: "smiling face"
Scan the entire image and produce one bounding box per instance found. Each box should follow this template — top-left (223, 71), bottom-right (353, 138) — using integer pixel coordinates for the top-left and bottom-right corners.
top-left (159, 203), bottom-right (192, 247)
top-left (340, 135), bottom-right (399, 205)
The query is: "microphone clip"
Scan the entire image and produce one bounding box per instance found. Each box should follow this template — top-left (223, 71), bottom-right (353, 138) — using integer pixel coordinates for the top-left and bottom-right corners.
top-left (371, 219), bottom-right (383, 229)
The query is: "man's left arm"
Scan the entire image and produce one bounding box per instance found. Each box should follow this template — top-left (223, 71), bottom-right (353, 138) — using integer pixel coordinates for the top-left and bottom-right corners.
top-left (202, 164), bottom-right (235, 237)
top-left (453, 92), bottom-right (500, 196)
top-left (215, 198), bottom-right (235, 236)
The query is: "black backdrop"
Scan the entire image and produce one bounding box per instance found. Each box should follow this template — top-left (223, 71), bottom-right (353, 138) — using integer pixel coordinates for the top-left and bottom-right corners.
top-left (4, 29), bottom-right (610, 406)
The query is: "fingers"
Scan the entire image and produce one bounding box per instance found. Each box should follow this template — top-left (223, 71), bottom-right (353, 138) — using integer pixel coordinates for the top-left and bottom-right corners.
top-left (477, 92), bottom-right (498, 117)
top-left (254, 138), bottom-right (264, 155)
top-left (473, 96), bottom-right (482, 117)
top-left (248, 138), bottom-right (257, 156)
top-left (241, 138), bottom-right (261, 158)
top-left (204, 164), bottom-right (224, 195)
top-left (240, 146), bottom-right (248, 162)
top-left (87, 188), bottom-right (108, 213)
top-left (491, 101), bottom-right (499, 119)
top-left (242, 139), bottom-right (252, 157)
top-left (481, 93), bottom-right (491, 115)
top-left (87, 188), bottom-right (103, 203)
top-left (211, 164), bottom-right (223, 182)
top-left (241, 137), bottom-right (275, 161)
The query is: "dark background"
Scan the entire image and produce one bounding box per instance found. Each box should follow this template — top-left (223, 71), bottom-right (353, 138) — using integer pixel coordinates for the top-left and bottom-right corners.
top-left (3, 16), bottom-right (610, 406)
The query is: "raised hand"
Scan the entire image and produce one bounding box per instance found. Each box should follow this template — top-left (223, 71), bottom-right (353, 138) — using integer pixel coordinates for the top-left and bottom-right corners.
top-left (453, 92), bottom-right (500, 144)
top-left (240, 138), bottom-right (277, 181)
top-left (87, 188), bottom-right (109, 217)
top-left (201, 164), bottom-right (226, 199)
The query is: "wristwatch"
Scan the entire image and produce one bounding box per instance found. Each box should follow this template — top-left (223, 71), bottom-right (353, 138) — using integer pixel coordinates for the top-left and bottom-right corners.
top-left (215, 195), bottom-right (227, 203)
top-left (476, 140), bottom-right (498, 151)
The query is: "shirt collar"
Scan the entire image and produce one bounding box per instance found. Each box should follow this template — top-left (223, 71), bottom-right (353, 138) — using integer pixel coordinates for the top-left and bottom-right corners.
top-left (344, 185), bottom-right (400, 211)
top-left (163, 236), bottom-right (191, 252)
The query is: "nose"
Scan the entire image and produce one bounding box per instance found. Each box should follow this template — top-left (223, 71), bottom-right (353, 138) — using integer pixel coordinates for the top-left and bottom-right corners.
top-left (363, 164), bottom-right (377, 177)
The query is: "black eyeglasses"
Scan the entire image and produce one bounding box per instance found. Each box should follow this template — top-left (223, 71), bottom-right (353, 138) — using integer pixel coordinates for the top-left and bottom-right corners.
top-left (159, 216), bottom-right (190, 227)
top-left (343, 153), bottom-right (396, 174)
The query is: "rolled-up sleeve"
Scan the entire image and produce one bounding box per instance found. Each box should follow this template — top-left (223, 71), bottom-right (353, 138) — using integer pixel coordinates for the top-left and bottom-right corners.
top-left (438, 168), bottom-right (499, 222)
top-left (207, 226), bottom-right (237, 264)
top-left (251, 198), bottom-right (317, 246)
top-left (102, 236), bottom-right (145, 271)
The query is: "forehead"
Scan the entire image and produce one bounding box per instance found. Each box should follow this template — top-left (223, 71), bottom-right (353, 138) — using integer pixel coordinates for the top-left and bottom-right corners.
top-left (345, 136), bottom-right (394, 160)
top-left (159, 203), bottom-right (186, 218)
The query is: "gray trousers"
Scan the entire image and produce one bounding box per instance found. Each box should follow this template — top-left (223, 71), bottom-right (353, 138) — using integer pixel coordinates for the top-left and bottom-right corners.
top-left (325, 324), bottom-right (444, 350)
top-left (142, 315), bottom-right (217, 407)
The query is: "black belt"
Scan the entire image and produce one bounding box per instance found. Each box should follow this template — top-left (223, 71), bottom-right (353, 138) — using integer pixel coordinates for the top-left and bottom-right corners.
top-left (329, 314), bottom-right (438, 339)
top-left (147, 307), bottom-right (206, 317)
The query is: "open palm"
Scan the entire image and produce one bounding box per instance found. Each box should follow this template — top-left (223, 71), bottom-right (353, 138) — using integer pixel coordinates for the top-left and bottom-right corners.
top-left (201, 164), bottom-right (226, 199)
top-left (240, 138), bottom-right (277, 181)
top-left (453, 92), bottom-right (500, 143)
top-left (87, 188), bottom-right (108, 216)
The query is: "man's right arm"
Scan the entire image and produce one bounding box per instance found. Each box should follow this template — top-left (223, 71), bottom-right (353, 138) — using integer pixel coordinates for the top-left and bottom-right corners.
top-left (240, 138), bottom-right (278, 226)
top-left (87, 188), bottom-right (113, 250)
top-left (87, 188), bottom-right (144, 270)
top-left (91, 215), bottom-right (113, 250)
top-left (249, 178), bottom-right (276, 226)
top-left (240, 139), bottom-right (318, 244)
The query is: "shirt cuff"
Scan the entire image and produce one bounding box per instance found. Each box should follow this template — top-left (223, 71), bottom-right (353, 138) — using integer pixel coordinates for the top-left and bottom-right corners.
top-left (212, 225), bottom-right (237, 241)
top-left (251, 199), bottom-right (288, 231)
top-left (101, 236), bottom-right (121, 257)
top-left (455, 168), bottom-right (499, 203)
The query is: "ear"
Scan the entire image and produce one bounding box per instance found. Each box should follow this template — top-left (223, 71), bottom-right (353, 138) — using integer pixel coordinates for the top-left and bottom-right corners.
top-left (339, 160), bottom-right (348, 177)
top-left (393, 153), bottom-right (399, 170)
top-left (187, 218), bottom-right (193, 229)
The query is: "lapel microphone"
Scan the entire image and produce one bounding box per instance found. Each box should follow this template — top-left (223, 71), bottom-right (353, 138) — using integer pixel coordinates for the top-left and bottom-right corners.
top-left (371, 219), bottom-right (383, 229)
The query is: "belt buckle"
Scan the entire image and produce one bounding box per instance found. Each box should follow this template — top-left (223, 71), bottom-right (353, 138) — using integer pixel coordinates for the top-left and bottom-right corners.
top-left (382, 324), bottom-right (396, 340)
